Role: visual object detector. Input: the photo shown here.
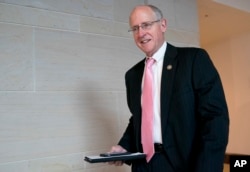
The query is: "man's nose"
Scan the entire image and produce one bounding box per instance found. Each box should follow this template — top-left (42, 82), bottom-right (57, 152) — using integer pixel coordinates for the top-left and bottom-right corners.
top-left (137, 27), bottom-right (146, 36)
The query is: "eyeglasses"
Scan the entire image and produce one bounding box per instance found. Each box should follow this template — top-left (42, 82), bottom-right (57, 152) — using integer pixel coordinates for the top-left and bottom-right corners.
top-left (128, 20), bottom-right (161, 33)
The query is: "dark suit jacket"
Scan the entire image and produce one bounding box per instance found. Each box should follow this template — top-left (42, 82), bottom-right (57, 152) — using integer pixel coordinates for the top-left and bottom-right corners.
top-left (118, 43), bottom-right (229, 172)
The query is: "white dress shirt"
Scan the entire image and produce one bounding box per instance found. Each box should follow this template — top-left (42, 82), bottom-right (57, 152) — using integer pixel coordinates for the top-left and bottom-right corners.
top-left (142, 42), bottom-right (167, 143)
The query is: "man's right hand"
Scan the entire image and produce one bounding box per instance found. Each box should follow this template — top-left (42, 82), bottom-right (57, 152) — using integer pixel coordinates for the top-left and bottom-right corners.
top-left (107, 145), bottom-right (127, 166)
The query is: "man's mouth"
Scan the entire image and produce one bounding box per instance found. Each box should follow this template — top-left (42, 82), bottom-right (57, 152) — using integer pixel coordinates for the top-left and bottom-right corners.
top-left (140, 39), bottom-right (151, 44)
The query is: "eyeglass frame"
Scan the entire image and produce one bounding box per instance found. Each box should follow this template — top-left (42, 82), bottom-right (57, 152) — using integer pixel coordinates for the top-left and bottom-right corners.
top-left (128, 19), bottom-right (161, 33)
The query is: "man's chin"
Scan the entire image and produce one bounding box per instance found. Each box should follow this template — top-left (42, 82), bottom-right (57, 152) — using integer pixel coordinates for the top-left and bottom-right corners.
top-left (139, 48), bottom-right (152, 56)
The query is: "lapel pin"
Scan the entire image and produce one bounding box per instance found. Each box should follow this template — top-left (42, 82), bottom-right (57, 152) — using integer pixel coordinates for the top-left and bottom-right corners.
top-left (166, 65), bottom-right (172, 70)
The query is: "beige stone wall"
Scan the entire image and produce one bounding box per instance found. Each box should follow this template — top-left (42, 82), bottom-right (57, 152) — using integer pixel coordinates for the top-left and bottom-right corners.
top-left (0, 0), bottom-right (199, 171)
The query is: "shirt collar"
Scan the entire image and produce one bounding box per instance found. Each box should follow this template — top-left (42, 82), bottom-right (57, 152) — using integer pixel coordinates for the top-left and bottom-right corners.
top-left (147, 42), bottom-right (167, 62)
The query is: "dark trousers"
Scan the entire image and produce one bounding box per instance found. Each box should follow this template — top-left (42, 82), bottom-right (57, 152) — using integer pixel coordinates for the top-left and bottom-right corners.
top-left (131, 152), bottom-right (175, 172)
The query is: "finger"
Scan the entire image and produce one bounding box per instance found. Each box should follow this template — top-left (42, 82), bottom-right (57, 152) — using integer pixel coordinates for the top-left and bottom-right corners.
top-left (108, 161), bottom-right (114, 165)
top-left (114, 161), bottom-right (123, 166)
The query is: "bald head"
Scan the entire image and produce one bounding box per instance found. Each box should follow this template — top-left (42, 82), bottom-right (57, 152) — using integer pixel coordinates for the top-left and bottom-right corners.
top-left (129, 5), bottom-right (163, 24)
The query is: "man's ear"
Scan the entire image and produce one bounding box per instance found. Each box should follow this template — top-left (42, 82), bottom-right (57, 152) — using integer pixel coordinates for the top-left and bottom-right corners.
top-left (161, 18), bottom-right (167, 32)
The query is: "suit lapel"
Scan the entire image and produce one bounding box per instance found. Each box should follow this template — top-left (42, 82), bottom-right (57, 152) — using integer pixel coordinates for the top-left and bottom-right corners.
top-left (131, 59), bottom-right (145, 125)
top-left (134, 60), bottom-right (145, 114)
top-left (160, 43), bottom-right (178, 140)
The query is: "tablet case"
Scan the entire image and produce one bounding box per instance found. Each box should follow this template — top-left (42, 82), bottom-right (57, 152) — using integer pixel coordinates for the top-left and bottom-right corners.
top-left (84, 152), bottom-right (146, 163)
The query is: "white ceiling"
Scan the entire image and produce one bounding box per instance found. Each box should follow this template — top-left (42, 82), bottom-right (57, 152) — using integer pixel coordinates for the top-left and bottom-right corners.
top-left (197, 0), bottom-right (250, 46)
top-left (213, 0), bottom-right (250, 13)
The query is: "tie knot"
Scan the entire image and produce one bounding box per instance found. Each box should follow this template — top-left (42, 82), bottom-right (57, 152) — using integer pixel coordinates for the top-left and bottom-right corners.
top-left (146, 58), bottom-right (155, 68)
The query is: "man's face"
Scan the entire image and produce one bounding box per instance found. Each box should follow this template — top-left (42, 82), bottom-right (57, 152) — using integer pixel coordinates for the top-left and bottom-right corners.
top-left (129, 6), bottom-right (167, 57)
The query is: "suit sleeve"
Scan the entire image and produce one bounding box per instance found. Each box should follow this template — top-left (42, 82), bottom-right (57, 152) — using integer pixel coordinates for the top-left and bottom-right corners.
top-left (117, 71), bottom-right (136, 152)
top-left (192, 49), bottom-right (229, 172)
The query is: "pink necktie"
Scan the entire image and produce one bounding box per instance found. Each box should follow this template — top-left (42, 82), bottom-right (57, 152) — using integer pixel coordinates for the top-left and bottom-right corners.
top-left (141, 58), bottom-right (155, 162)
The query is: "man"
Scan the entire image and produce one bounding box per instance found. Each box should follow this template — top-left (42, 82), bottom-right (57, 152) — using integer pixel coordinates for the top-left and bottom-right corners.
top-left (109, 4), bottom-right (229, 172)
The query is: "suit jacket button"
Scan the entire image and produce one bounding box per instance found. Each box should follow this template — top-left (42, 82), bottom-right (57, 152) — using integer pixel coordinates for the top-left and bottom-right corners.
top-left (167, 65), bottom-right (172, 70)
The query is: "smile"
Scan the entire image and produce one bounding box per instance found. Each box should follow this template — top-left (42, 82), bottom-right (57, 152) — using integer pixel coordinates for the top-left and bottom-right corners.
top-left (140, 39), bottom-right (151, 44)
